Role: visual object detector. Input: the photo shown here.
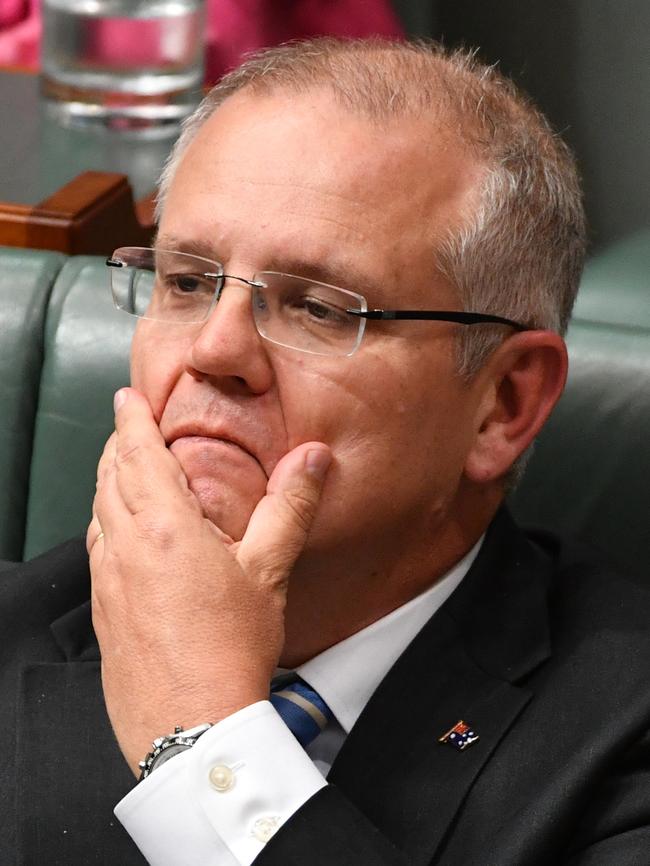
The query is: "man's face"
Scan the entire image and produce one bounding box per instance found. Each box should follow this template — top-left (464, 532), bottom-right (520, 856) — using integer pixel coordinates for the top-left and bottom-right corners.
top-left (131, 89), bottom-right (485, 568)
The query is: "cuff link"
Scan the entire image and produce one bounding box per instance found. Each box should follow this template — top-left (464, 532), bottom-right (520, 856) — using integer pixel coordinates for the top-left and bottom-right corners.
top-left (251, 815), bottom-right (281, 843)
top-left (209, 764), bottom-right (235, 792)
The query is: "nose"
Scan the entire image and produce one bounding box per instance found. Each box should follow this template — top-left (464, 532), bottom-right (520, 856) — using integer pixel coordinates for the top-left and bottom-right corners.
top-left (184, 280), bottom-right (274, 394)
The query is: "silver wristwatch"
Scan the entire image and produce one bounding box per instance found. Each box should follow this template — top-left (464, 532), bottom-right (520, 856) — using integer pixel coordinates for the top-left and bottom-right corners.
top-left (138, 723), bottom-right (213, 781)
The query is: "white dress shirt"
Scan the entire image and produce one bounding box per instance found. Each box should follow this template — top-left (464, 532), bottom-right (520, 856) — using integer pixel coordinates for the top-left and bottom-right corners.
top-left (115, 538), bottom-right (482, 865)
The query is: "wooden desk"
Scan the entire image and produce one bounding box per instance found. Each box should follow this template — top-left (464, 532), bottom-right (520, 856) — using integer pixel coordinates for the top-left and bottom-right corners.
top-left (0, 70), bottom-right (176, 254)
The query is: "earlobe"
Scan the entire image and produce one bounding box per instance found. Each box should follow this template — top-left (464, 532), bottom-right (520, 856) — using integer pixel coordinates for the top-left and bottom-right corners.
top-left (464, 332), bottom-right (568, 485)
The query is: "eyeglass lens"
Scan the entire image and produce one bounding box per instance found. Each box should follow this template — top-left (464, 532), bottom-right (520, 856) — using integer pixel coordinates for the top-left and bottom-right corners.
top-left (111, 248), bottom-right (220, 323)
top-left (109, 248), bottom-right (368, 357)
top-left (252, 272), bottom-right (365, 356)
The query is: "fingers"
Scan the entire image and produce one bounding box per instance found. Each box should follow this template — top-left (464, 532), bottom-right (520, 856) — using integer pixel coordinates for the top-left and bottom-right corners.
top-left (91, 389), bottom-right (195, 549)
top-left (113, 387), bottom-right (162, 442)
top-left (237, 442), bottom-right (331, 582)
top-left (111, 387), bottom-right (192, 515)
top-left (91, 428), bottom-right (131, 540)
top-left (97, 432), bottom-right (117, 484)
top-left (87, 435), bottom-right (117, 555)
top-left (95, 389), bottom-right (330, 597)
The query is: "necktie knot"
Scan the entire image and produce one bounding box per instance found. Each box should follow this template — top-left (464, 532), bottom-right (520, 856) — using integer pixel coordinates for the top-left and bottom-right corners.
top-left (270, 676), bottom-right (333, 748)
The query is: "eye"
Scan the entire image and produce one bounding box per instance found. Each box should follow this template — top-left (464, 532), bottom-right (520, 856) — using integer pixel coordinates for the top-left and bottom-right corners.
top-left (160, 272), bottom-right (218, 300)
top-left (304, 299), bottom-right (332, 319)
top-left (169, 273), bottom-right (202, 294)
top-left (300, 296), bottom-right (350, 325)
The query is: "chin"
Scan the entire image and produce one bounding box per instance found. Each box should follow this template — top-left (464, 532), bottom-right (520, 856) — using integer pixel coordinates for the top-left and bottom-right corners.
top-left (188, 476), bottom-right (263, 541)
top-left (170, 437), bottom-right (268, 540)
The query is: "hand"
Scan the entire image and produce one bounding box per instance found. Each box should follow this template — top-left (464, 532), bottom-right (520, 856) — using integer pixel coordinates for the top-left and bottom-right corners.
top-left (87, 388), bottom-right (331, 775)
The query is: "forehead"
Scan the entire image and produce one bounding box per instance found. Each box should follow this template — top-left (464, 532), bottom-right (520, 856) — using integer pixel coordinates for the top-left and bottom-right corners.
top-left (160, 89), bottom-right (481, 301)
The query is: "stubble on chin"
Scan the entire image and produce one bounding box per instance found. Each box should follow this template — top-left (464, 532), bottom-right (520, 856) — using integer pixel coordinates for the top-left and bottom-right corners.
top-left (168, 435), bottom-right (269, 540)
top-left (182, 464), bottom-right (267, 541)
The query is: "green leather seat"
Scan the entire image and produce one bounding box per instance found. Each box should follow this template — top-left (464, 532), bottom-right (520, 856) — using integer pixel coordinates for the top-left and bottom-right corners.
top-left (572, 229), bottom-right (650, 330)
top-left (0, 247), bottom-right (65, 561)
top-left (510, 320), bottom-right (650, 581)
top-left (22, 257), bottom-right (135, 560)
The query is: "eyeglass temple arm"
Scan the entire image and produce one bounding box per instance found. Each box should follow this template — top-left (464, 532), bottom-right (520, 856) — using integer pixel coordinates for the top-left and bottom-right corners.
top-left (105, 258), bottom-right (527, 333)
top-left (346, 308), bottom-right (528, 330)
top-left (105, 259), bottom-right (264, 289)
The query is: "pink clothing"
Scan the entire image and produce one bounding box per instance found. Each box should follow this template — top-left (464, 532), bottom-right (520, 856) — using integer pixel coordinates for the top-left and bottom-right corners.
top-left (0, 0), bottom-right (40, 68)
top-left (0, 0), bottom-right (403, 82)
top-left (0, 0), bottom-right (30, 28)
top-left (204, 0), bottom-right (403, 81)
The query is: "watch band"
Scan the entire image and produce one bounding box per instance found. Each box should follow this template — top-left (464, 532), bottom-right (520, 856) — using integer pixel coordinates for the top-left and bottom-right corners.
top-left (138, 722), bottom-right (213, 781)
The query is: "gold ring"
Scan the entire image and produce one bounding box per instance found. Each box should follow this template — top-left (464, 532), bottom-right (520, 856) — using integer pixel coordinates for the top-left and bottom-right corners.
top-left (91, 531), bottom-right (106, 551)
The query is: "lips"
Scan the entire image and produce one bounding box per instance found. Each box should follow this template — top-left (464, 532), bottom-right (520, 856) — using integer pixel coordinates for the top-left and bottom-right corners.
top-left (165, 426), bottom-right (267, 476)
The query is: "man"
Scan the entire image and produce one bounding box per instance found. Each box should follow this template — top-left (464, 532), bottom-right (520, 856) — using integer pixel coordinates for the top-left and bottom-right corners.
top-left (2, 38), bottom-right (649, 865)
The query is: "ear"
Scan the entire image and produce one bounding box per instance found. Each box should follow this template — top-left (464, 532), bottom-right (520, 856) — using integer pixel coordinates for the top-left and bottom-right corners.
top-left (464, 331), bottom-right (568, 484)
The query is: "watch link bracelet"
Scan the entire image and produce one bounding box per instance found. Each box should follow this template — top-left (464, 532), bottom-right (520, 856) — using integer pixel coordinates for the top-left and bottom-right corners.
top-left (138, 722), bottom-right (213, 780)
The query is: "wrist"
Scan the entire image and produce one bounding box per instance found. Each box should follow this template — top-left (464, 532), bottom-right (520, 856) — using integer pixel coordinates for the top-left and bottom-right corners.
top-left (138, 722), bottom-right (214, 781)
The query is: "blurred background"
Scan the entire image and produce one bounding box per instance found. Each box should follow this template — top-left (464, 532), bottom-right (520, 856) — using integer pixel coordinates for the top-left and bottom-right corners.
top-left (1, 0), bottom-right (647, 253)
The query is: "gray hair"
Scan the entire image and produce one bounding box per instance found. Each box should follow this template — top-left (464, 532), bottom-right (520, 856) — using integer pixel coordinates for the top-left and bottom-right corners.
top-left (158, 37), bottom-right (586, 378)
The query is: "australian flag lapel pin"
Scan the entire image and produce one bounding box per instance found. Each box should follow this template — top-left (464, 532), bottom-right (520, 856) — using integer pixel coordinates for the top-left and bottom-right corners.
top-left (439, 720), bottom-right (480, 751)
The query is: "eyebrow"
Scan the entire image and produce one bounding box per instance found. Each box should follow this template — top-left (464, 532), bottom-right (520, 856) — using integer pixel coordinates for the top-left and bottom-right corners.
top-left (154, 234), bottom-right (220, 262)
top-left (154, 233), bottom-right (378, 297)
top-left (263, 256), bottom-right (377, 296)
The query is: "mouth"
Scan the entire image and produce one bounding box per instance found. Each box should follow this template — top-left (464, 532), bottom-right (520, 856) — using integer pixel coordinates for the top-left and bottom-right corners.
top-left (166, 427), bottom-right (267, 477)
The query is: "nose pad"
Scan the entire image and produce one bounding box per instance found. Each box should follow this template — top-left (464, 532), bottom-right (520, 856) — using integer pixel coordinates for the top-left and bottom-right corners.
top-left (200, 282), bottom-right (256, 342)
top-left (249, 282), bottom-right (271, 334)
top-left (186, 280), bottom-right (273, 393)
top-left (213, 274), bottom-right (226, 305)
top-left (209, 275), bottom-right (268, 339)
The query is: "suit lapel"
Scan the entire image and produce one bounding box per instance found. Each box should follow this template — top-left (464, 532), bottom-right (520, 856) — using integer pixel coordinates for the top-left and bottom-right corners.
top-left (15, 600), bottom-right (145, 863)
top-left (328, 509), bottom-right (552, 865)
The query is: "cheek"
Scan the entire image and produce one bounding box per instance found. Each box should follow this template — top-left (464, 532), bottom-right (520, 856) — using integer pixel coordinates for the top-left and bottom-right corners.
top-left (275, 361), bottom-right (368, 450)
top-left (280, 352), bottom-right (473, 516)
top-left (277, 358), bottom-right (431, 478)
top-left (281, 349), bottom-right (441, 438)
top-left (130, 330), bottom-right (187, 423)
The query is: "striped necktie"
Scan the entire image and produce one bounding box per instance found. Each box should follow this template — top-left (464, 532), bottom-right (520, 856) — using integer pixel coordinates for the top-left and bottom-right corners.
top-left (270, 675), bottom-right (333, 748)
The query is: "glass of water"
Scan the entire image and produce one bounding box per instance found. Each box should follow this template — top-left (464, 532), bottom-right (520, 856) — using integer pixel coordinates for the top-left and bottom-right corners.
top-left (41, 0), bottom-right (206, 131)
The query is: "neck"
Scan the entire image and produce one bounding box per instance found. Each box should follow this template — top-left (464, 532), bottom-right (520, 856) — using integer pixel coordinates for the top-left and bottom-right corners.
top-left (280, 496), bottom-right (498, 667)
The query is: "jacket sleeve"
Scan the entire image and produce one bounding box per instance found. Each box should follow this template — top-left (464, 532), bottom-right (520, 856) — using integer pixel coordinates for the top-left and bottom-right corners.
top-left (255, 785), bottom-right (410, 865)
top-left (564, 727), bottom-right (650, 866)
top-left (257, 728), bottom-right (650, 866)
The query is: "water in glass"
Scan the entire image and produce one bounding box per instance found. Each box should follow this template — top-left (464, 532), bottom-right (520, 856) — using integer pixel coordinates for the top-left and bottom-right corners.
top-left (41, 0), bottom-right (205, 131)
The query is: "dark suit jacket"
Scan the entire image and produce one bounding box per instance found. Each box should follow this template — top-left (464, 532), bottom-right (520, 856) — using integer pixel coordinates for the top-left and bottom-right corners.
top-left (1, 510), bottom-right (649, 865)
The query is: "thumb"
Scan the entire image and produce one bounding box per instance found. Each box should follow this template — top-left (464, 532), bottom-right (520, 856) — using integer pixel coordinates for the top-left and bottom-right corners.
top-left (236, 442), bottom-right (332, 582)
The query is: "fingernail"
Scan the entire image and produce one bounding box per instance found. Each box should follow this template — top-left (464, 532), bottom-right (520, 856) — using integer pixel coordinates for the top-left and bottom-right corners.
top-left (305, 448), bottom-right (331, 481)
top-left (113, 389), bottom-right (127, 413)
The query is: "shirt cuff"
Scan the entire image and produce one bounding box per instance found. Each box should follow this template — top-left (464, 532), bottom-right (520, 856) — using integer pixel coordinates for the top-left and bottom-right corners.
top-left (115, 700), bottom-right (328, 866)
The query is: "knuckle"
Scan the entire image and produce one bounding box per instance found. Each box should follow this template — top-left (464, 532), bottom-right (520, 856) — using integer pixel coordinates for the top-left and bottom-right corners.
top-left (115, 436), bottom-right (144, 465)
top-left (281, 485), bottom-right (319, 534)
top-left (136, 513), bottom-right (179, 550)
top-left (244, 548), bottom-right (291, 587)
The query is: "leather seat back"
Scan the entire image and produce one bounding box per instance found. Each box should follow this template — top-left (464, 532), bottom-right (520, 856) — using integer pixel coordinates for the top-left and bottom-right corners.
top-left (23, 257), bottom-right (135, 559)
top-left (0, 248), bottom-right (65, 561)
top-left (510, 321), bottom-right (650, 581)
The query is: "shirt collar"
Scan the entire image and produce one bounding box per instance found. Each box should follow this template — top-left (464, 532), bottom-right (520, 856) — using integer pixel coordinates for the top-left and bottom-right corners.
top-left (296, 536), bottom-right (484, 734)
